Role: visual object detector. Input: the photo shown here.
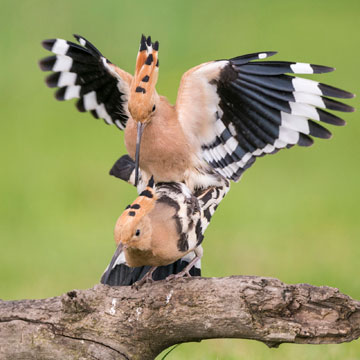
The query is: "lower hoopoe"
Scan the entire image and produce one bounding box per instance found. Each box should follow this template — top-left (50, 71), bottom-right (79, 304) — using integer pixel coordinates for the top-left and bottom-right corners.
top-left (101, 156), bottom-right (229, 286)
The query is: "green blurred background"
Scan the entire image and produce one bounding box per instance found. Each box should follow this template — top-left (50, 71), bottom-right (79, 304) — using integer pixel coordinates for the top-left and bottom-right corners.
top-left (0, 0), bottom-right (359, 358)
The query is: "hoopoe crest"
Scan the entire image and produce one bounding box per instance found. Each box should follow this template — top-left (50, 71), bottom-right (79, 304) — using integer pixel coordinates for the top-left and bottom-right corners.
top-left (128, 35), bottom-right (159, 124)
top-left (114, 178), bottom-right (156, 249)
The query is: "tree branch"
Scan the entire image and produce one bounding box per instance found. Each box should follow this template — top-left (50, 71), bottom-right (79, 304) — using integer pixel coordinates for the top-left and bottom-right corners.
top-left (1, 276), bottom-right (359, 359)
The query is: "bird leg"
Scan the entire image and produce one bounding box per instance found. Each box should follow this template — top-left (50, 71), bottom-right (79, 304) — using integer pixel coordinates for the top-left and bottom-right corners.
top-left (165, 255), bottom-right (201, 282)
top-left (132, 266), bottom-right (157, 288)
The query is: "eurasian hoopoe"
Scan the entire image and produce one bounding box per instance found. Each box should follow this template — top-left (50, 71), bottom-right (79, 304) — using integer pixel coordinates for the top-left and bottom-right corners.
top-left (40, 34), bottom-right (355, 192)
top-left (101, 163), bottom-right (229, 285)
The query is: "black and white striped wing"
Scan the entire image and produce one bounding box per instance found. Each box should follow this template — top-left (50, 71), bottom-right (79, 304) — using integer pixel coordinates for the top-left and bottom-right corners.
top-left (196, 179), bottom-right (230, 227)
top-left (193, 179), bottom-right (230, 245)
top-left (155, 180), bottom-right (230, 252)
top-left (177, 52), bottom-right (355, 181)
top-left (40, 35), bottom-right (132, 130)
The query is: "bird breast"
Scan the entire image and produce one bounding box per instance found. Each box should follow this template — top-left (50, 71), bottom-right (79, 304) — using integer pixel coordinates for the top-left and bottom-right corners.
top-left (124, 101), bottom-right (193, 183)
top-left (124, 247), bottom-right (174, 267)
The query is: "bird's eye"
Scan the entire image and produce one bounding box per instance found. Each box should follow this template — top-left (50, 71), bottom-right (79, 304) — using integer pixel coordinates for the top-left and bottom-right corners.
top-left (135, 229), bottom-right (141, 236)
top-left (152, 105), bottom-right (156, 112)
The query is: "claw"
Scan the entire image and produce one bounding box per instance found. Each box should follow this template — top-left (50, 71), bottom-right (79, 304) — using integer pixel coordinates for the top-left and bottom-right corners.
top-left (131, 266), bottom-right (157, 289)
top-left (165, 256), bottom-right (200, 281)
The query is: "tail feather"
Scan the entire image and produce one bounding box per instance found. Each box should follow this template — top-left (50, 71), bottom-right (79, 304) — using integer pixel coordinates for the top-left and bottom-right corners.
top-left (100, 251), bottom-right (201, 286)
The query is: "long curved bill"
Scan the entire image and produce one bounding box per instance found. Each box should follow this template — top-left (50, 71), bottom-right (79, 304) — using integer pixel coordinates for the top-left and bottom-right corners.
top-left (135, 122), bottom-right (145, 187)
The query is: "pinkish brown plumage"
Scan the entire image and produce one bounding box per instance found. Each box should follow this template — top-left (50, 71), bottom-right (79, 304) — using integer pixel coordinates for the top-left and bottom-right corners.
top-left (40, 34), bottom-right (355, 192)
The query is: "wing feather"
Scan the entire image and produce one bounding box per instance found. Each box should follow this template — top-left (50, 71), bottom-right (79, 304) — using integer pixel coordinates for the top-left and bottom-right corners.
top-left (40, 35), bottom-right (132, 130)
top-left (176, 52), bottom-right (354, 181)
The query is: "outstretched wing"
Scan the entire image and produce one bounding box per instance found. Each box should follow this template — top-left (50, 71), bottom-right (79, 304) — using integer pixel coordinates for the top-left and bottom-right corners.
top-left (176, 52), bottom-right (355, 181)
top-left (40, 35), bottom-right (132, 130)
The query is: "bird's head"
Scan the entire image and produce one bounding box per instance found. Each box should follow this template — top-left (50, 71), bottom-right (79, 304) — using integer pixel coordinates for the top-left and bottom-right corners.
top-left (114, 179), bottom-right (156, 251)
top-left (128, 35), bottom-right (160, 186)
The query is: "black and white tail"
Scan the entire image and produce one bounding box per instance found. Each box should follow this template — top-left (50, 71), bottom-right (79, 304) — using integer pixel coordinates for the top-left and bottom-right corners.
top-left (100, 248), bottom-right (200, 286)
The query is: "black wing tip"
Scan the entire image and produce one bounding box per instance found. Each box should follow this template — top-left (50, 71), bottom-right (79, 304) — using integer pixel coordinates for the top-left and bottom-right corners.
top-left (311, 64), bottom-right (335, 74)
top-left (322, 98), bottom-right (356, 113)
top-left (73, 34), bottom-right (103, 57)
top-left (55, 87), bottom-right (66, 101)
top-left (345, 104), bottom-right (355, 112)
top-left (41, 39), bottom-right (56, 51)
top-left (318, 83), bottom-right (356, 99)
top-left (73, 33), bottom-right (88, 47)
top-left (231, 51), bottom-right (278, 63)
top-left (254, 51), bottom-right (278, 58)
top-left (308, 121), bottom-right (332, 139)
top-left (76, 98), bottom-right (86, 112)
top-left (265, 51), bottom-right (278, 57)
top-left (38, 56), bottom-right (55, 71)
top-left (297, 133), bottom-right (314, 147)
top-left (73, 34), bottom-right (82, 41)
top-left (318, 109), bottom-right (347, 126)
top-left (45, 73), bottom-right (59, 88)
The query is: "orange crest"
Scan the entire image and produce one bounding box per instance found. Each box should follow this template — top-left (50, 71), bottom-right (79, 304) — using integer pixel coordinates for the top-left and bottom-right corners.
top-left (114, 184), bottom-right (157, 245)
top-left (128, 35), bottom-right (159, 122)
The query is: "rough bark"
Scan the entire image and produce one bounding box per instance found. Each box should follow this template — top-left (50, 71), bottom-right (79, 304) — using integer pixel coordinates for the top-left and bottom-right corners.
top-left (0, 276), bottom-right (359, 360)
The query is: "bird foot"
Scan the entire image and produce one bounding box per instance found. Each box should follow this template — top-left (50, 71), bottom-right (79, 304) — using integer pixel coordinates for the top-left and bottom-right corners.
top-left (165, 269), bottom-right (192, 282)
top-left (132, 277), bottom-right (154, 289)
top-left (166, 255), bottom-right (201, 282)
top-left (131, 266), bottom-right (157, 289)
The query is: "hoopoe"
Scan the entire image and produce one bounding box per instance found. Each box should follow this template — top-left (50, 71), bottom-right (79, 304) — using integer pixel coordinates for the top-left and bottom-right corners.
top-left (101, 166), bottom-right (229, 285)
top-left (40, 34), bottom-right (355, 191)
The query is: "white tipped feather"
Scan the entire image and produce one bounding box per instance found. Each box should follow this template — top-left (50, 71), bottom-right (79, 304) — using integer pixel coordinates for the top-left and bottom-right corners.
top-left (53, 55), bottom-right (72, 72)
top-left (292, 77), bottom-right (321, 95)
top-left (281, 112), bottom-right (310, 134)
top-left (293, 92), bottom-right (326, 108)
top-left (64, 85), bottom-right (80, 100)
top-left (274, 139), bottom-right (287, 148)
top-left (290, 62), bottom-right (313, 74)
top-left (263, 144), bottom-right (275, 153)
top-left (83, 91), bottom-right (98, 111)
top-left (278, 126), bottom-right (300, 144)
top-left (289, 102), bottom-right (320, 120)
top-left (52, 39), bottom-right (69, 55)
top-left (58, 72), bottom-right (77, 87)
top-left (96, 103), bottom-right (113, 125)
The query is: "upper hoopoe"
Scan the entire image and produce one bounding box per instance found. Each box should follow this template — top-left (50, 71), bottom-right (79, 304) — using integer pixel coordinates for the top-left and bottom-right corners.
top-left (40, 35), bottom-right (355, 191)
top-left (101, 167), bottom-right (229, 285)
